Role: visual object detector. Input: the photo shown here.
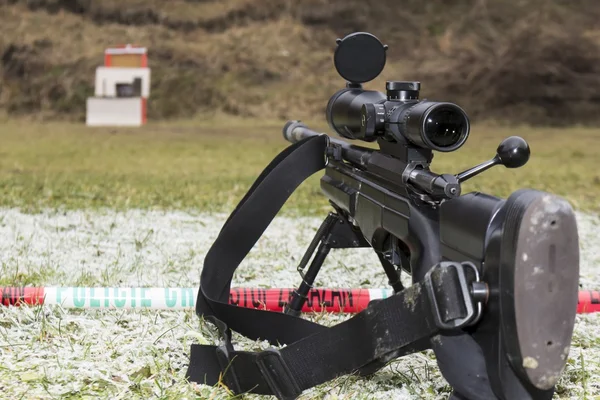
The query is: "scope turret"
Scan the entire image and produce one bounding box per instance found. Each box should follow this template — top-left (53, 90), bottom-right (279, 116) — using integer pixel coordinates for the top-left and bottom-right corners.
top-left (386, 81), bottom-right (420, 101)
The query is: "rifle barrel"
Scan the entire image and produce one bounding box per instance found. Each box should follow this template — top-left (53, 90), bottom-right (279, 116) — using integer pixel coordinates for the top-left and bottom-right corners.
top-left (283, 121), bottom-right (373, 168)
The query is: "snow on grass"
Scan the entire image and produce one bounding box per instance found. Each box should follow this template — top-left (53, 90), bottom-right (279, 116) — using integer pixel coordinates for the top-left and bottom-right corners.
top-left (0, 208), bottom-right (598, 399)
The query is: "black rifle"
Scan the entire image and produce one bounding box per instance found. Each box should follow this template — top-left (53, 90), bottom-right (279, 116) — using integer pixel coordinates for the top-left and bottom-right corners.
top-left (187, 32), bottom-right (580, 400)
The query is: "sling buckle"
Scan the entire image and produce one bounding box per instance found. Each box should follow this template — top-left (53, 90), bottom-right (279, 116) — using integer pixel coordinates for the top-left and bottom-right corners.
top-left (215, 343), bottom-right (242, 394)
top-left (256, 348), bottom-right (302, 400)
top-left (424, 261), bottom-right (483, 330)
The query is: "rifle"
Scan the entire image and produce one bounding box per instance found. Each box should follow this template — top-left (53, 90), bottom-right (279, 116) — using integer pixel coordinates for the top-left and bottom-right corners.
top-left (187, 32), bottom-right (580, 400)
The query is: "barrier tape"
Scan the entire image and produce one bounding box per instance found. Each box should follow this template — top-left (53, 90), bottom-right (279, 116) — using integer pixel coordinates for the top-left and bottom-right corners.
top-left (0, 287), bottom-right (597, 314)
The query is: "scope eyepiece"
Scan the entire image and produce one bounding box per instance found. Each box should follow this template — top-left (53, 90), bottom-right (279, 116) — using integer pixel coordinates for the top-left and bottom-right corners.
top-left (403, 102), bottom-right (470, 152)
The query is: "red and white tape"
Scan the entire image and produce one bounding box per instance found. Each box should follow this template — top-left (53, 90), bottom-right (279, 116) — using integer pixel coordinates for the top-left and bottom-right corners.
top-left (0, 287), bottom-right (597, 314)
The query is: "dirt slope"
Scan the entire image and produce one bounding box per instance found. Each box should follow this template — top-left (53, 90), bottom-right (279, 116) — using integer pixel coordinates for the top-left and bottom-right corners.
top-left (1, 0), bottom-right (600, 125)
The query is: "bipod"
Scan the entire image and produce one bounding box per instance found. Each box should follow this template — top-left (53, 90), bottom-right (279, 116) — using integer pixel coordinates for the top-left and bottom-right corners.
top-left (284, 210), bottom-right (404, 316)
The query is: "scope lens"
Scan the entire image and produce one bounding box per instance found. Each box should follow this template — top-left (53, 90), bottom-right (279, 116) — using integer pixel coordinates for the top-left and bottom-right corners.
top-left (425, 107), bottom-right (467, 148)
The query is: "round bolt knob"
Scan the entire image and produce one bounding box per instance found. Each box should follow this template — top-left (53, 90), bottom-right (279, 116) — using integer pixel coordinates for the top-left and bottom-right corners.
top-left (496, 136), bottom-right (530, 168)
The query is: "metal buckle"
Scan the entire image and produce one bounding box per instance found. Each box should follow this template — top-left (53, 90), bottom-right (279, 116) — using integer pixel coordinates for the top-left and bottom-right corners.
top-left (424, 261), bottom-right (484, 330)
top-left (256, 348), bottom-right (302, 400)
top-left (464, 262), bottom-right (487, 326)
top-left (215, 343), bottom-right (242, 394)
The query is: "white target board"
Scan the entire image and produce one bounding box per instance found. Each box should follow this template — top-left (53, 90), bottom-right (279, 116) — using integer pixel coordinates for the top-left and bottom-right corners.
top-left (86, 45), bottom-right (151, 127)
top-left (86, 98), bottom-right (146, 127)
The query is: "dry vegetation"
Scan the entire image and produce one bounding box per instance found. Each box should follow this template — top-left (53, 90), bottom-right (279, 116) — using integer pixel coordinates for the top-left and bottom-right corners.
top-left (1, 0), bottom-right (600, 125)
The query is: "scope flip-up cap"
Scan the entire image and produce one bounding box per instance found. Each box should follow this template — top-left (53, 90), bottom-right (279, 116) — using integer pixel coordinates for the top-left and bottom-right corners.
top-left (334, 32), bottom-right (387, 84)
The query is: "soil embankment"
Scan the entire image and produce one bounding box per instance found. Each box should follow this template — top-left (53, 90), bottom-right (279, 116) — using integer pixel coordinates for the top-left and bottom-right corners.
top-left (1, 0), bottom-right (600, 125)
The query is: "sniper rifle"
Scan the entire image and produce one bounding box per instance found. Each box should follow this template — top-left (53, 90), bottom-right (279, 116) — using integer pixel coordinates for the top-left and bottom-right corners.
top-left (187, 32), bottom-right (580, 400)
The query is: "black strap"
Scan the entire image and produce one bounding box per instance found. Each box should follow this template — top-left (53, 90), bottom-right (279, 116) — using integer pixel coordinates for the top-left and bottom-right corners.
top-left (195, 135), bottom-right (330, 344)
top-left (187, 135), bottom-right (470, 399)
top-left (188, 282), bottom-right (448, 398)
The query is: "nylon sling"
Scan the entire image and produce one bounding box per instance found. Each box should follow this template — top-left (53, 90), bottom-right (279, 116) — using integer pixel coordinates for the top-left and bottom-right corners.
top-left (187, 135), bottom-right (472, 399)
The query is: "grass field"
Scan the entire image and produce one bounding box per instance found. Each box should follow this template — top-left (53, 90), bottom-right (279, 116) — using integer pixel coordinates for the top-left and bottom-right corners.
top-left (0, 117), bottom-right (599, 214)
top-left (0, 118), bottom-right (599, 399)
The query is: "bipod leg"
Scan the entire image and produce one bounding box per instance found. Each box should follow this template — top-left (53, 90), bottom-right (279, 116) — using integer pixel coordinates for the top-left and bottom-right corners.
top-left (284, 213), bottom-right (337, 316)
top-left (284, 239), bottom-right (332, 316)
top-left (377, 237), bottom-right (408, 294)
top-left (377, 253), bottom-right (404, 293)
top-left (284, 211), bottom-right (369, 316)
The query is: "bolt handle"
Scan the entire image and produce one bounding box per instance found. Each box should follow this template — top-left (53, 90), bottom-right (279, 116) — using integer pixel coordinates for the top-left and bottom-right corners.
top-left (495, 136), bottom-right (530, 168)
top-left (456, 136), bottom-right (530, 183)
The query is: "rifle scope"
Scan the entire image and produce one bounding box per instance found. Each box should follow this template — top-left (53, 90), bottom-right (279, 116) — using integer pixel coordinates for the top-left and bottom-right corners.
top-left (327, 32), bottom-right (470, 152)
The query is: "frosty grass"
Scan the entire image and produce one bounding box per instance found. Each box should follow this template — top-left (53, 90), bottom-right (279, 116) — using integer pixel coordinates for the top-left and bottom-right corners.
top-left (0, 208), bottom-right (598, 399)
